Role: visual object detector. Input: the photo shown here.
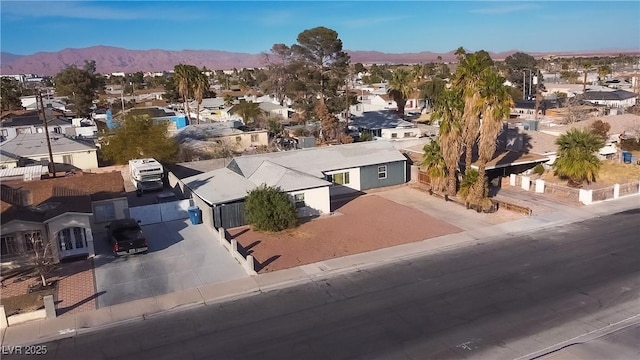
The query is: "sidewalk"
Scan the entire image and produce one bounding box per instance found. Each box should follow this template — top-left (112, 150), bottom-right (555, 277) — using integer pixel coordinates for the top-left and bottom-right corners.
top-left (1, 194), bottom-right (638, 348)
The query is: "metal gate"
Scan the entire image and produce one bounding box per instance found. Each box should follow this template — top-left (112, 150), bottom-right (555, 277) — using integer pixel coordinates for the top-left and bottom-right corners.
top-left (213, 201), bottom-right (246, 229)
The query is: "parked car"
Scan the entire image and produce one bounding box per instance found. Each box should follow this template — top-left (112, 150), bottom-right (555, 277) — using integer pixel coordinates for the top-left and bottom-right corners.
top-left (105, 219), bottom-right (148, 256)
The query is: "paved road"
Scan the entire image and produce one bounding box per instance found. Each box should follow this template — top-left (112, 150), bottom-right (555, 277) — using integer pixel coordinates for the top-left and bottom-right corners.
top-left (29, 209), bottom-right (640, 360)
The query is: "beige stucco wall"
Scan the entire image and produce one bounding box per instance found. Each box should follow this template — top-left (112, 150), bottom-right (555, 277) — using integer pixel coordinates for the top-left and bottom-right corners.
top-left (23, 150), bottom-right (98, 170)
top-left (191, 195), bottom-right (214, 230)
top-left (223, 131), bottom-right (269, 151)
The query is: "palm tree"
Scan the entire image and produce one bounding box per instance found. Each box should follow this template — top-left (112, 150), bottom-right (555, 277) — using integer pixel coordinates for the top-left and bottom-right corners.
top-left (582, 61), bottom-right (593, 93)
top-left (174, 64), bottom-right (197, 123)
top-left (223, 94), bottom-right (235, 107)
top-left (387, 69), bottom-right (413, 118)
top-left (431, 88), bottom-right (463, 196)
top-left (553, 129), bottom-right (604, 187)
top-left (232, 101), bottom-right (262, 128)
top-left (454, 46), bottom-right (466, 62)
top-left (193, 70), bottom-right (209, 125)
top-left (421, 140), bottom-right (447, 193)
top-left (597, 65), bottom-right (611, 82)
top-left (471, 69), bottom-right (514, 204)
top-left (454, 53), bottom-right (493, 174)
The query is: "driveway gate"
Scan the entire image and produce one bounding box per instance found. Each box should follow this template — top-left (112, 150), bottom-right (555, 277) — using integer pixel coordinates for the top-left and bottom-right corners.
top-left (213, 201), bottom-right (246, 229)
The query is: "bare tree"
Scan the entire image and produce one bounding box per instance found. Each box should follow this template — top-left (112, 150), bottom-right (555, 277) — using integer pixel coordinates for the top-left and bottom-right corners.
top-left (21, 231), bottom-right (56, 288)
top-left (562, 97), bottom-right (589, 124)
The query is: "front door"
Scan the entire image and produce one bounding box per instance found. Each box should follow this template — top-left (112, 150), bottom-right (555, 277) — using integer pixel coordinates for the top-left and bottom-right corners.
top-left (58, 227), bottom-right (88, 258)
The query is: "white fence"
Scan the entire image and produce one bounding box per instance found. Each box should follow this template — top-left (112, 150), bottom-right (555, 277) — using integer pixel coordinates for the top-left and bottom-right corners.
top-left (508, 174), bottom-right (640, 205)
top-left (129, 199), bottom-right (191, 225)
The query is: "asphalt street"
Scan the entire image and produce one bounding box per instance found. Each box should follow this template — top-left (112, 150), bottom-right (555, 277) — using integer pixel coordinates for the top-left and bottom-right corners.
top-left (19, 209), bottom-right (640, 360)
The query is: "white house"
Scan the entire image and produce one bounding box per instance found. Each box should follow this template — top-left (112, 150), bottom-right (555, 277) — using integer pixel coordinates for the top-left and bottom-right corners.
top-left (1, 133), bottom-right (99, 170)
top-left (582, 90), bottom-right (638, 109)
top-left (177, 141), bottom-right (408, 229)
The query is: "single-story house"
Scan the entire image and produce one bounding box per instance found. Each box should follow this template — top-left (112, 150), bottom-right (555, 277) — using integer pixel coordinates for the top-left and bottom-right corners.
top-left (177, 141), bottom-right (408, 229)
top-left (351, 110), bottom-right (422, 139)
top-left (1, 108), bottom-right (71, 143)
top-left (174, 122), bottom-right (269, 153)
top-left (0, 133), bottom-right (99, 170)
top-left (257, 102), bottom-right (294, 120)
top-left (126, 107), bottom-right (188, 130)
top-left (1, 172), bottom-right (127, 267)
top-left (582, 90), bottom-right (638, 109)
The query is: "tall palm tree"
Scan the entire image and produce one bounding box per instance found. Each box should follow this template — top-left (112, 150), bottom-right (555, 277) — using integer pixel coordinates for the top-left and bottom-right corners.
top-left (421, 141), bottom-right (447, 193)
top-left (471, 69), bottom-right (514, 204)
top-left (582, 61), bottom-right (593, 93)
top-left (454, 46), bottom-right (466, 62)
top-left (193, 70), bottom-right (209, 125)
top-left (454, 53), bottom-right (493, 174)
top-left (174, 64), bottom-right (196, 123)
top-left (553, 129), bottom-right (604, 187)
top-left (387, 68), bottom-right (413, 118)
top-left (431, 88), bottom-right (464, 196)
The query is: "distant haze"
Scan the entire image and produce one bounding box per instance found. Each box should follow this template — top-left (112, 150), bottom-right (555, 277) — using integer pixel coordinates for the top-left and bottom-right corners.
top-left (1, 46), bottom-right (638, 76)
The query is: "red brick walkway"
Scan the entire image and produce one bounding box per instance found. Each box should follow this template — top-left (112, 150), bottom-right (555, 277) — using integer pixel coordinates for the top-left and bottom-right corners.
top-left (0, 258), bottom-right (97, 316)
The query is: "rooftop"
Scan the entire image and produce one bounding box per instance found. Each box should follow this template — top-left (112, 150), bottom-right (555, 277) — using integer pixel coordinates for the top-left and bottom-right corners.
top-left (0, 133), bottom-right (96, 158)
top-left (582, 89), bottom-right (638, 101)
top-left (1, 171), bottom-right (125, 223)
top-left (351, 110), bottom-right (414, 130)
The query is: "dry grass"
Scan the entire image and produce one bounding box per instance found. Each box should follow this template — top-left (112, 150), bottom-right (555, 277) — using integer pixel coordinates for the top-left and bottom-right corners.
top-left (542, 160), bottom-right (640, 188)
top-left (0, 284), bottom-right (57, 316)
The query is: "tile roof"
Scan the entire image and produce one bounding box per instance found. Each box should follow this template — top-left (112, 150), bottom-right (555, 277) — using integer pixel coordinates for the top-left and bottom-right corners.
top-left (0, 171), bottom-right (126, 224)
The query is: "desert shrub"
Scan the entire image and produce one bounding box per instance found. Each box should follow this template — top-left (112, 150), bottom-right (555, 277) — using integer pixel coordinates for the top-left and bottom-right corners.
top-left (621, 138), bottom-right (640, 151)
top-left (245, 185), bottom-right (298, 232)
top-left (533, 163), bottom-right (545, 176)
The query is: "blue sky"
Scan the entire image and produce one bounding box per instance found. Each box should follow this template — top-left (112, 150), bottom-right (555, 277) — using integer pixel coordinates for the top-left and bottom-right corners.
top-left (1, 1), bottom-right (639, 55)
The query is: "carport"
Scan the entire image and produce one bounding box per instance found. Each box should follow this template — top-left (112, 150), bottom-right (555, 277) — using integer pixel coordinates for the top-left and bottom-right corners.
top-left (93, 218), bottom-right (248, 307)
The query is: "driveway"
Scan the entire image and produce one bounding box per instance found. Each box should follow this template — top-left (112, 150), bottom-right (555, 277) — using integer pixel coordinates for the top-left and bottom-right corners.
top-left (93, 219), bottom-right (248, 308)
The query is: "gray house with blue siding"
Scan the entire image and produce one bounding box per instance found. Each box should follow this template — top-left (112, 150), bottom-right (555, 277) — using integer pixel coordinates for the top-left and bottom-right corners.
top-left (182, 140), bottom-right (407, 229)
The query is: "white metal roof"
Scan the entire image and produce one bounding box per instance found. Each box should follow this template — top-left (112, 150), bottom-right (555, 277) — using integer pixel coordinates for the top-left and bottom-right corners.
top-left (0, 165), bottom-right (47, 178)
top-left (183, 167), bottom-right (260, 205)
top-left (0, 133), bottom-right (96, 157)
top-left (247, 161), bottom-right (330, 191)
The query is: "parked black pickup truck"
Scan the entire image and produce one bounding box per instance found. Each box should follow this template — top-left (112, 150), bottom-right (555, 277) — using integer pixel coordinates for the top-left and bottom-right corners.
top-left (106, 219), bottom-right (148, 256)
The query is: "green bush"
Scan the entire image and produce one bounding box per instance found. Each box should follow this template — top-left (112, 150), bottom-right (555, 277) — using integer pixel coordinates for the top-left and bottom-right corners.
top-left (533, 163), bottom-right (545, 176)
top-left (621, 138), bottom-right (640, 151)
top-left (245, 185), bottom-right (298, 232)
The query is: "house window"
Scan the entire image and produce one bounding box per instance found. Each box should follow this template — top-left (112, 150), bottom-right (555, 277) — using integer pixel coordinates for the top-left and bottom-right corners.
top-left (378, 165), bottom-right (387, 179)
top-left (250, 134), bottom-right (258, 143)
top-left (94, 202), bottom-right (116, 223)
top-left (333, 172), bottom-right (350, 185)
top-left (294, 193), bottom-right (305, 208)
top-left (1, 129), bottom-right (8, 137)
top-left (73, 227), bottom-right (87, 248)
top-left (1, 235), bottom-right (18, 256)
top-left (58, 228), bottom-right (72, 251)
top-left (62, 154), bottom-right (72, 164)
top-left (391, 133), bottom-right (398, 138)
top-left (24, 231), bottom-right (43, 252)
top-left (404, 132), bottom-right (412, 138)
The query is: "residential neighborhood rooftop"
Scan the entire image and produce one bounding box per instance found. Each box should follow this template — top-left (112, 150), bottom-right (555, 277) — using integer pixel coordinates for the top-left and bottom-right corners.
top-left (0, 171), bottom-right (125, 223)
top-left (0, 133), bottom-right (96, 158)
top-left (231, 140), bottom-right (407, 178)
top-left (350, 110), bottom-right (414, 130)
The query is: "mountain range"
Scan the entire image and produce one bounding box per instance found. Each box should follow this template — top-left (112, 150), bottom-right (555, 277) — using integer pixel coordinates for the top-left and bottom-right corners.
top-left (1, 45), bottom-right (638, 76)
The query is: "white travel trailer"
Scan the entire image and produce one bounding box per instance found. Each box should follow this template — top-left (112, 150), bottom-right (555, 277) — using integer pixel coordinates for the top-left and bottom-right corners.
top-left (129, 158), bottom-right (164, 192)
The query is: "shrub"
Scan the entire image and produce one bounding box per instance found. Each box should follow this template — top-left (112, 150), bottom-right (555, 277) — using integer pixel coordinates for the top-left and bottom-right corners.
top-left (533, 163), bottom-right (545, 176)
top-left (245, 185), bottom-right (298, 232)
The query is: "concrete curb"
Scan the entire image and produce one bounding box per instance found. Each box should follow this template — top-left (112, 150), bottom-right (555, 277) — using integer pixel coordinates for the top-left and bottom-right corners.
top-left (2, 194), bottom-right (638, 347)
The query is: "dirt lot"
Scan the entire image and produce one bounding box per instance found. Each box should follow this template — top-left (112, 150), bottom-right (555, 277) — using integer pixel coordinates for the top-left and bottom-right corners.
top-left (230, 194), bottom-right (462, 273)
top-left (541, 160), bottom-right (640, 189)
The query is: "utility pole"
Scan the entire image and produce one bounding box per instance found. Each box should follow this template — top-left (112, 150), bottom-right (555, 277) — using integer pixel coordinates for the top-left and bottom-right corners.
top-left (522, 70), bottom-right (526, 99)
top-left (38, 92), bottom-right (56, 178)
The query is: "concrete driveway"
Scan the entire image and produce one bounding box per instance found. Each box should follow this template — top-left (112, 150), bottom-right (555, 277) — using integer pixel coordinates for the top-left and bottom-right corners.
top-left (93, 219), bottom-right (248, 308)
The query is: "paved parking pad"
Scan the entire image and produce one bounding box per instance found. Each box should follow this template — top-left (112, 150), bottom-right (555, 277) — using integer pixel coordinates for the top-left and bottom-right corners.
top-left (93, 219), bottom-right (248, 308)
